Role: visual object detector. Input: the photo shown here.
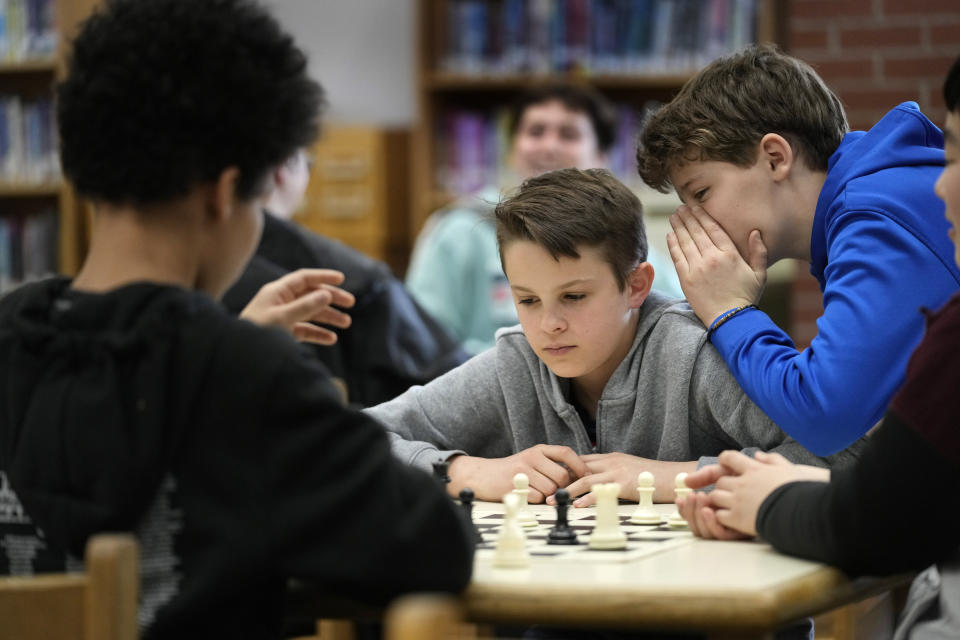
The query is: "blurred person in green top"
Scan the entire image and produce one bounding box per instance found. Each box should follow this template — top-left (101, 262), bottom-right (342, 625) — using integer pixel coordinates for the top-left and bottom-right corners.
top-left (406, 84), bottom-right (683, 355)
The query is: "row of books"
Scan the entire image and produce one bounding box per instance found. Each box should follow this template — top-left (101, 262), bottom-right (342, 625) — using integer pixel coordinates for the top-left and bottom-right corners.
top-left (0, 210), bottom-right (57, 294)
top-left (435, 101), bottom-right (657, 195)
top-left (442, 0), bottom-right (757, 75)
top-left (0, 95), bottom-right (60, 183)
top-left (0, 0), bottom-right (56, 62)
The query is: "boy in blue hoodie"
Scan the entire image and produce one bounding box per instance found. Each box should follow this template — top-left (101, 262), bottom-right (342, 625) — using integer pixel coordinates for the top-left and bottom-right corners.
top-left (636, 44), bottom-right (960, 456)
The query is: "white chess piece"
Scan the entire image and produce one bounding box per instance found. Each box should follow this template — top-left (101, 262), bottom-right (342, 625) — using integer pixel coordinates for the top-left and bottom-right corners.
top-left (512, 472), bottom-right (538, 528)
top-left (588, 482), bottom-right (628, 550)
top-left (493, 492), bottom-right (530, 568)
top-left (667, 472), bottom-right (692, 529)
top-left (629, 471), bottom-right (661, 525)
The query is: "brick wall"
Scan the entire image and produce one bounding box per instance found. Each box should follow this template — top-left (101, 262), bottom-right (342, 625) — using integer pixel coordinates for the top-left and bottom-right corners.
top-left (785, 0), bottom-right (960, 347)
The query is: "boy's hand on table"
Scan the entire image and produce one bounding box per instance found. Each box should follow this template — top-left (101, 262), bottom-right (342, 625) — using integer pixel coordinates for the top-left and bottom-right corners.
top-left (240, 268), bottom-right (355, 345)
top-left (667, 204), bottom-right (767, 327)
top-left (556, 454), bottom-right (697, 507)
top-left (677, 490), bottom-right (751, 540)
top-left (448, 445), bottom-right (589, 503)
top-left (695, 450), bottom-right (829, 537)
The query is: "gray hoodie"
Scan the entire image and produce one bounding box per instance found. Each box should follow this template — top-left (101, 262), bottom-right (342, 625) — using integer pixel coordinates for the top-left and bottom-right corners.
top-left (366, 292), bottom-right (860, 472)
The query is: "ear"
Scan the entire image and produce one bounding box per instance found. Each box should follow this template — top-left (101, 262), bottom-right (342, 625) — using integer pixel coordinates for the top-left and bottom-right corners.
top-left (758, 133), bottom-right (794, 183)
top-left (625, 261), bottom-right (655, 309)
top-left (207, 167), bottom-right (242, 223)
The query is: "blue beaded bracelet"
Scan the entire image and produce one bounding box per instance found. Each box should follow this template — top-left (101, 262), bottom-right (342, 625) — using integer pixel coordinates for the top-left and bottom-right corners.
top-left (706, 304), bottom-right (758, 340)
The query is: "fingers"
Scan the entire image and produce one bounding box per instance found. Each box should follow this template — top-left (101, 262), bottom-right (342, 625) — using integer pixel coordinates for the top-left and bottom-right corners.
top-left (275, 269), bottom-right (356, 310)
top-left (320, 284), bottom-right (356, 310)
top-left (686, 205), bottom-right (738, 253)
top-left (525, 467), bottom-right (565, 503)
top-left (747, 229), bottom-right (769, 277)
top-left (698, 504), bottom-right (750, 540)
top-left (563, 474), bottom-right (609, 507)
top-left (669, 209), bottom-right (702, 262)
top-left (291, 322), bottom-right (339, 346)
top-left (537, 445), bottom-right (591, 480)
top-left (682, 464), bottom-right (727, 489)
top-left (753, 450), bottom-right (790, 467)
top-left (674, 205), bottom-right (717, 255)
top-left (717, 450), bottom-right (757, 474)
top-left (282, 268), bottom-right (347, 291)
top-left (573, 491), bottom-right (596, 508)
top-left (676, 494), bottom-right (703, 536)
top-left (666, 231), bottom-right (689, 278)
top-left (303, 303), bottom-right (353, 329)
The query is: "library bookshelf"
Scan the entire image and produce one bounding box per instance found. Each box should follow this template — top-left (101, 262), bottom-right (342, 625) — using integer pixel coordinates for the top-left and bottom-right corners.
top-left (0, 0), bottom-right (98, 294)
top-left (409, 0), bottom-right (786, 246)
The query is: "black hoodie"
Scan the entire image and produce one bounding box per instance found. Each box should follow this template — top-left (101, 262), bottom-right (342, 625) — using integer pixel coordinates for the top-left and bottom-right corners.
top-left (0, 278), bottom-right (473, 639)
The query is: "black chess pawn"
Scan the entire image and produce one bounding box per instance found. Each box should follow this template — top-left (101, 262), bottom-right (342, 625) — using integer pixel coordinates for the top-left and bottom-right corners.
top-left (547, 488), bottom-right (579, 545)
top-left (458, 487), bottom-right (483, 544)
top-left (432, 459), bottom-right (451, 489)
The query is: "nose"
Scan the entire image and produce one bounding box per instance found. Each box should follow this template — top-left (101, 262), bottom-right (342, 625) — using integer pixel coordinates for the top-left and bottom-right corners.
top-left (935, 169), bottom-right (946, 202)
top-left (540, 306), bottom-right (566, 334)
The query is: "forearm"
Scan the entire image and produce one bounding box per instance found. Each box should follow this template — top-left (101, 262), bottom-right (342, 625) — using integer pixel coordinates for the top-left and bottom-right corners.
top-left (757, 413), bottom-right (960, 575)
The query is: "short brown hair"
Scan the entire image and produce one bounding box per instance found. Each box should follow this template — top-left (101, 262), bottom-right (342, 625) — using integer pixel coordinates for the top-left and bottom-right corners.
top-left (636, 44), bottom-right (848, 192)
top-left (494, 168), bottom-right (647, 291)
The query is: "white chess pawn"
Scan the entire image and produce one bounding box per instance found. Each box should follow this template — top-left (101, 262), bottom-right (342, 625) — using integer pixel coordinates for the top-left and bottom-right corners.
top-left (588, 482), bottom-right (628, 550)
top-left (512, 472), bottom-right (539, 528)
top-left (493, 492), bottom-right (530, 568)
top-left (667, 472), bottom-right (692, 529)
top-left (629, 471), bottom-right (661, 525)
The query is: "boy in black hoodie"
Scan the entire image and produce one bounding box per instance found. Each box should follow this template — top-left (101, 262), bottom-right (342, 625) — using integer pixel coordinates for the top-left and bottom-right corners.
top-left (0, 1), bottom-right (473, 638)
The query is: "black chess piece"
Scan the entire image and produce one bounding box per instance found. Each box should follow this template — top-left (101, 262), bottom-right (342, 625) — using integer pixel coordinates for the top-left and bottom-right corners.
top-left (458, 487), bottom-right (483, 544)
top-left (547, 488), bottom-right (579, 545)
top-left (432, 459), bottom-right (451, 489)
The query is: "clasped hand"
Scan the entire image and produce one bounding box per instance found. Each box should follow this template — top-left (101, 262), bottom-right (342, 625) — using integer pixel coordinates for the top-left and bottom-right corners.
top-left (449, 448), bottom-right (695, 507)
top-left (676, 450), bottom-right (830, 540)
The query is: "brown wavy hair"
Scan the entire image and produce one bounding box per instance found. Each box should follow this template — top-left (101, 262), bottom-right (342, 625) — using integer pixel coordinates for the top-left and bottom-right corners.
top-left (494, 168), bottom-right (647, 291)
top-left (637, 44), bottom-right (848, 192)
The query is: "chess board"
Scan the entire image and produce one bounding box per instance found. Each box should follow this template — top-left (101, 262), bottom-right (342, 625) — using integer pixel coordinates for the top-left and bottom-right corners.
top-left (473, 509), bottom-right (695, 564)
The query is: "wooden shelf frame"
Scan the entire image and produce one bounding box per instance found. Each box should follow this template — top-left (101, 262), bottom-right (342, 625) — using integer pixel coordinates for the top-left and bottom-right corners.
top-left (409, 0), bottom-right (786, 245)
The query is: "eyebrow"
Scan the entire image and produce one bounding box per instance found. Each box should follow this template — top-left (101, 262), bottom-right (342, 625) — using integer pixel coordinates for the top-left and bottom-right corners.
top-left (945, 127), bottom-right (957, 145)
top-left (511, 278), bottom-right (597, 293)
top-left (676, 174), bottom-right (702, 203)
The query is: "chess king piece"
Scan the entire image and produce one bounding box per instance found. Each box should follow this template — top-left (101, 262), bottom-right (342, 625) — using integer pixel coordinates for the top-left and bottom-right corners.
top-left (547, 488), bottom-right (579, 545)
top-left (667, 472), bottom-right (692, 529)
top-left (512, 472), bottom-right (538, 528)
top-left (629, 471), bottom-right (661, 525)
top-left (459, 487), bottom-right (483, 544)
top-left (493, 492), bottom-right (530, 568)
top-left (588, 482), bottom-right (628, 550)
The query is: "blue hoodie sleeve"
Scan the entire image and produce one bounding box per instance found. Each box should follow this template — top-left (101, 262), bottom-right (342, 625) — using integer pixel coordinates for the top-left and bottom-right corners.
top-left (710, 211), bottom-right (957, 456)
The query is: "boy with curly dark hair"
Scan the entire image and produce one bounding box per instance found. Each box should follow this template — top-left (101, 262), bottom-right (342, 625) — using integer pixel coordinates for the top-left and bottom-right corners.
top-left (636, 44), bottom-right (960, 456)
top-left (0, 1), bottom-right (473, 637)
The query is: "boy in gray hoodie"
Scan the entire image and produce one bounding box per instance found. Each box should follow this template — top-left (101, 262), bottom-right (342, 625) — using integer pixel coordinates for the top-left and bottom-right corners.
top-left (367, 168), bottom-right (857, 506)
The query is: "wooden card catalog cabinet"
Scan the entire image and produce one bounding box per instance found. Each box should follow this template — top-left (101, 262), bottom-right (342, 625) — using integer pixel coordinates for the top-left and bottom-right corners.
top-left (297, 127), bottom-right (411, 275)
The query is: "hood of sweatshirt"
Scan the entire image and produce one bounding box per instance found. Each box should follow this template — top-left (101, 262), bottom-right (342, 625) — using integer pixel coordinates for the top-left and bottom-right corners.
top-left (811, 102), bottom-right (948, 285)
top-left (0, 278), bottom-right (219, 556)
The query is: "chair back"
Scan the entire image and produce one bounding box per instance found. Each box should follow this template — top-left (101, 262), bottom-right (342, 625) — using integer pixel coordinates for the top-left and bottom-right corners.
top-left (0, 534), bottom-right (139, 640)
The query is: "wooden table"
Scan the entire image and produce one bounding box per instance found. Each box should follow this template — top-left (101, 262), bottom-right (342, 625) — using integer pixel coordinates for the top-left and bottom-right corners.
top-left (460, 501), bottom-right (908, 639)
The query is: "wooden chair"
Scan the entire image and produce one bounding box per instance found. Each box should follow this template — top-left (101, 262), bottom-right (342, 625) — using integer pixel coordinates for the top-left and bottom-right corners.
top-left (384, 593), bottom-right (476, 640)
top-left (0, 533), bottom-right (139, 640)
